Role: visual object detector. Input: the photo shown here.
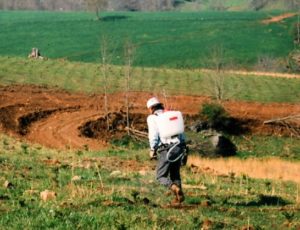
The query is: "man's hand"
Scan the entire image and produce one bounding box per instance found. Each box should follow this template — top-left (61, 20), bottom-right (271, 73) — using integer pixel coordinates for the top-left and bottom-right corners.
top-left (149, 150), bottom-right (157, 160)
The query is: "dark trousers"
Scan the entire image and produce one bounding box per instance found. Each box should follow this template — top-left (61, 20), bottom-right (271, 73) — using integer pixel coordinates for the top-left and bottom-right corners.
top-left (156, 144), bottom-right (183, 188)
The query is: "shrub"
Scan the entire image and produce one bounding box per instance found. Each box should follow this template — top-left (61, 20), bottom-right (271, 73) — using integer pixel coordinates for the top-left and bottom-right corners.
top-left (200, 103), bottom-right (228, 128)
top-left (199, 103), bottom-right (248, 135)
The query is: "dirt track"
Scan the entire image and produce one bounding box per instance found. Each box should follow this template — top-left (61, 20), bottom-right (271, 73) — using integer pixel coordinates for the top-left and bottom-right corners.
top-left (261, 12), bottom-right (297, 24)
top-left (0, 84), bottom-right (300, 150)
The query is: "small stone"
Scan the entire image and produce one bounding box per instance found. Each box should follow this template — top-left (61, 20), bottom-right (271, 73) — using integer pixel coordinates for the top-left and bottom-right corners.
top-left (71, 175), bottom-right (81, 181)
top-left (3, 180), bottom-right (13, 189)
top-left (139, 170), bottom-right (147, 176)
top-left (40, 190), bottom-right (56, 202)
top-left (202, 218), bottom-right (213, 230)
top-left (110, 170), bottom-right (122, 177)
top-left (201, 200), bottom-right (211, 207)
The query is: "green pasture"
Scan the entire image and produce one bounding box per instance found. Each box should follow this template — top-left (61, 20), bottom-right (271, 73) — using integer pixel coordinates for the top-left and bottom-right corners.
top-left (0, 134), bottom-right (299, 229)
top-left (0, 56), bottom-right (300, 103)
top-left (0, 10), bottom-right (298, 69)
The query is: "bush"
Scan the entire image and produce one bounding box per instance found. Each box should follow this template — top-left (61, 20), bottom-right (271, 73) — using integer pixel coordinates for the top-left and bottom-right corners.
top-left (199, 103), bottom-right (249, 135)
top-left (200, 103), bottom-right (228, 128)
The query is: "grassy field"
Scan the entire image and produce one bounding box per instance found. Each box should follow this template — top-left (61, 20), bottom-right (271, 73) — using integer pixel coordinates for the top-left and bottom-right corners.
top-left (1, 56), bottom-right (300, 103)
top-left (0, 10), bottom-right (298, 69)
top-left (0, 134), bottom-right (299, 229)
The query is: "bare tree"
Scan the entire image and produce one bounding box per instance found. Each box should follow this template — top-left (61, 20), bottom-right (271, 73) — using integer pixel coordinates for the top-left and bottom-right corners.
top-left (123, 39), bottom-right (136, 135)
top-left (1, 0), bottom-right (16, 9)
top-left (255, 55), bottom-right (281, 72)
top-left (165, 0), bottom-right (174, 10)
top-left (250, 0), bottom-right (269, 11)
top-left (100, 35), bottom-right (114, 130)
top-left (297, 14), bottom-right (300, 44)
top-left (206, 46), bottom-right (226, 102)
top-left (285, 0), bottom-right (300, 10)
top-left (209, 0), bottom-right (226, 11)
top-left (121, 0), bottom-right (141, 11)
top-left (85, 0), bottom-right (108, 20)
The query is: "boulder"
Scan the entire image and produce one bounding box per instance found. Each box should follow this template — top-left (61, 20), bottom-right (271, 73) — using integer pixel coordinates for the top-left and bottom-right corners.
top-left (3, 180), bottom-right (13, 189)
top-left (40, 190), bottom-right (56, 202)
top-left (189, 121), bottom-right (208, 132)
top-left (71, 175), bottom-right (81, 182)
top-left (190, 131), bottom-right (237, 157)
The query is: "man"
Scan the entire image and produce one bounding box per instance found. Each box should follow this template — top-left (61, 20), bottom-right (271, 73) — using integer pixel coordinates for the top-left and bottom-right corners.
top-left (146, 97), bottom-right (186, 204)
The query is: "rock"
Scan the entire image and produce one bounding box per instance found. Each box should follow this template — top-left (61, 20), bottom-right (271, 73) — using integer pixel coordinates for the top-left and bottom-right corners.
top-left (189, 121), bottom-right (208, 132)
top-left (40, 190), bottom-right (56, 202)
top-left (110, 170), bottom-right (122, 177)
top-left (202, 218), bottom-right (213, 230)
top-left (139, 170), bottom-right (147, 176)
top-left (209, 134), bottom-right (237, 157)
top-left (193, 131), bottom-right (237, 157)
top-left (3, 180), bottom-right (13, 189)
top-left (71, 175), bottom-right (81, 181)
top-left (201, 200), bottom-right (211, 207)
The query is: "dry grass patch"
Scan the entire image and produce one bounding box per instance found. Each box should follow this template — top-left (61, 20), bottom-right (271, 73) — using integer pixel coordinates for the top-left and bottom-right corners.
top-left (188, 155), bottom-right (300, 184)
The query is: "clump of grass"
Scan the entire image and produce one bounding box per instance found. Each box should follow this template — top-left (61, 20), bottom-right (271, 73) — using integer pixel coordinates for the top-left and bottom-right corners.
top-left (20, 143), bottom-right (29, 154)
top-left (110, 135), bottom-right (148, 150)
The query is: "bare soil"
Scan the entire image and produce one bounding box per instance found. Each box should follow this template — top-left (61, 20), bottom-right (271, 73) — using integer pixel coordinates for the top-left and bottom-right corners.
top-left (0, 84), bottom-right (300, 150)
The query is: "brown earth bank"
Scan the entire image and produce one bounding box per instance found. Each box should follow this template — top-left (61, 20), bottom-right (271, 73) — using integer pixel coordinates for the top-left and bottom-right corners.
top-left (0, 84), bottom-right (300, 150)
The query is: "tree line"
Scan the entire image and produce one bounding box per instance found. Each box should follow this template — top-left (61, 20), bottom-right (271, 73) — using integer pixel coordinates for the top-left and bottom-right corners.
top-left (0, 0), bottom-right (175, 11)
top-left (0, 0), bottom-right (299, 12)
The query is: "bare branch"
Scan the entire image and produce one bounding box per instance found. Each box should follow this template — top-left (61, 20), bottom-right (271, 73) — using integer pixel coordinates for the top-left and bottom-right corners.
top-left (263, 115), bottom-right (300, 124)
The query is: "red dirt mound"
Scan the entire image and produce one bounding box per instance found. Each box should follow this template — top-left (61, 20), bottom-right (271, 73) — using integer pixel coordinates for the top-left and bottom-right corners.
top-left (0, 84), bottom-right (299, 150)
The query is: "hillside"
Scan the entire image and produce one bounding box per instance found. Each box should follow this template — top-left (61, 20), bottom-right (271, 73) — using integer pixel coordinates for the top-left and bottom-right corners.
top-left (0, 58), bottom-right (300, 229)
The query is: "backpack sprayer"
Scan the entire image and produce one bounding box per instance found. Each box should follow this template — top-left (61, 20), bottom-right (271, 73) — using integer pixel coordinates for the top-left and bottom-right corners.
top-left (156, 111), bottom-right (185, 162)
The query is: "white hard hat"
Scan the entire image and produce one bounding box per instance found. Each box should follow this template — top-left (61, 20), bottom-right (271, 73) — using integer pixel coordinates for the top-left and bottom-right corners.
top-left (147, 97), bottom-right (160, 109)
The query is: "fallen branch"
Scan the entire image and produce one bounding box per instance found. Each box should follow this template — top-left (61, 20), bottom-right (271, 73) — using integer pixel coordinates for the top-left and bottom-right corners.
top-left (125, 127), bottom-right (147, 138)
top-left (263, 115), bottom-right (300, 124)
top-left (263, 115), bottom-right (300, 138)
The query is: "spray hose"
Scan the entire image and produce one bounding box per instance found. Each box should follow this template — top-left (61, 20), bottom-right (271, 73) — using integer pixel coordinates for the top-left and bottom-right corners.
top-left (166, 142), bottom-right (184, 163)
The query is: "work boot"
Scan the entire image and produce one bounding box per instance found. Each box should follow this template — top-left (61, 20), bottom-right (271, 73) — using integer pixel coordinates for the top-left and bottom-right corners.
top-left (170, 184), bottom-right (184, 204)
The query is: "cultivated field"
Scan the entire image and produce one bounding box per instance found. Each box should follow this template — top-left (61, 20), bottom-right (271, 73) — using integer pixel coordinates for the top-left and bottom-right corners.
top-left (0, 10), bottom-right (300, 229)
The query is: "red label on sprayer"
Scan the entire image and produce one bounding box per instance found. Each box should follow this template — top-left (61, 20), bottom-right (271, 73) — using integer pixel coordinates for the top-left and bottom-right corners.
top-left (169, 116), bottom-right (178, 121)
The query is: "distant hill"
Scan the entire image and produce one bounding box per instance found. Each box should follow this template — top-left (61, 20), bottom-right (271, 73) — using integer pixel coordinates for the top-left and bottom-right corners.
top-left (0, 0), bottom-right (299, 12)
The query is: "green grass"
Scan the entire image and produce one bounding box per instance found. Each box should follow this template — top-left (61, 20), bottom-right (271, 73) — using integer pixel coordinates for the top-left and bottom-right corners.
top-left (1, 56), bottom-right (300, 103)
top-left (233, 135), bottom-right (300, 160)
top-left (0, 10), bottom-right (298, 69)
top-left (186, 130), bottom-right (300, 161)
top-left (0, 134), bottom-right (299, 229)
